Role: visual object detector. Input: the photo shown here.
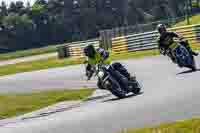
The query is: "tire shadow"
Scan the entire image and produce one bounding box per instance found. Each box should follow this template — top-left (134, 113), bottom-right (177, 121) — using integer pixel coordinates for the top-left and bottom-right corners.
top-left (103, 92), bottom-right (144, 103)
top-left (84, 94), bottom-right (112, 102)
top-left (177, 69), bottom-right (200, 75)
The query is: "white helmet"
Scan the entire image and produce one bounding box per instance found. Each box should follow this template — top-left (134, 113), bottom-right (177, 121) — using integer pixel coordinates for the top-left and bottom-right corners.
top-left (156, 24), bottom-right (167, 33)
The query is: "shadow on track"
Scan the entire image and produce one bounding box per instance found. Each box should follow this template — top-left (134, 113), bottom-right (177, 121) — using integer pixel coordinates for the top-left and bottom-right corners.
top-left (177, 69), bottom-right (200, 75)
top-left (103, 92), bottom-right (144, 103)
top-left (84, 94), bottom-right (112, 102)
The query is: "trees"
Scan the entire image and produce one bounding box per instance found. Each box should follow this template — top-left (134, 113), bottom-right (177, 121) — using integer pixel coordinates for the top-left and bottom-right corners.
top-left (0, 0), bottom-right (198, 52)
top-left (15, 1), bottom-right (25, 15)
top-left (0, 1), bottom-right (8, 18)
top-left (2, 14), bottom-right (34, 49)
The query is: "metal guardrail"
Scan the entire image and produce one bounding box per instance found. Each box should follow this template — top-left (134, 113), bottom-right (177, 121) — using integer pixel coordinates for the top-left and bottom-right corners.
top-left (112, 24), bottom-right (200, 54)
top-left (68, 39), bottom-right (99, 58)
top-left (100, 16), bottom-right (186, 49)
top-left (58, 24), bottom-right (200, 59)
top-left (58, 38), bottom-right (99, 59)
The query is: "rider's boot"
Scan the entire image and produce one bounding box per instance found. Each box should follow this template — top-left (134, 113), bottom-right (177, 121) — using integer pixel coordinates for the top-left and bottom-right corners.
top-left (112, 62), bottom-right (132, 80)
top-left (108, 66), bottom-right (129, 92)
top-left (118, 67), bottom-right (132, 80)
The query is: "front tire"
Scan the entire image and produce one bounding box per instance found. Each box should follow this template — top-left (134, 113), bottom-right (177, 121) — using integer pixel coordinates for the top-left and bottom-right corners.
top-left (188, 55), bottom-right (197, 71)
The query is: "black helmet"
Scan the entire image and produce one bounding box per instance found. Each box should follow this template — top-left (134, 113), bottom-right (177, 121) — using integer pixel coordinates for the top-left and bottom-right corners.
top-left (84, 44), bottom-right (96, 58)
top-left (157, 24), bottom-right (167, 34)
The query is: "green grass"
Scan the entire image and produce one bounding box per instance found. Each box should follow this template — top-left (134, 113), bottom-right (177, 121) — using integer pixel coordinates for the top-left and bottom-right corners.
top-left (174, 14), bottom-right (200, 27)
top-left (0, 88), bottom-right (94, 119)
top-left (122, 118), bottom-right (200, 133)
top-left (0, 57), bottom-right (83, 76)
top-left (112, 49), bottom-right (160, 60)
top-left (0, 44), bottom-right (63, 61)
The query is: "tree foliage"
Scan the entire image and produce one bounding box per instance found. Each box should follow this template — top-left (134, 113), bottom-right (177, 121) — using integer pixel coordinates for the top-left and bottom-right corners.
top-left (0, 0), bottom-right (198, 52)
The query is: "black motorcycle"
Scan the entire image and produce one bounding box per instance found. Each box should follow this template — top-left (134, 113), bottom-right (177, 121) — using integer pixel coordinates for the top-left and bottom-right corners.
top-left (85, 62), bottom-right (141, 98)
top-left (161, 40), bottom-right (196, 71)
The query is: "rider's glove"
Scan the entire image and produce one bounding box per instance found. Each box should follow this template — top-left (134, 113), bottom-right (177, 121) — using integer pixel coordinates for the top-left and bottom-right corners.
top-left (159, 47), bottom-right (166, 55)
top-left (85, 64), bottom-right (94, 80)
top-left (86, 70), bottom-right (92, 80)
top-left (86, 64), bottom-right (91, 71)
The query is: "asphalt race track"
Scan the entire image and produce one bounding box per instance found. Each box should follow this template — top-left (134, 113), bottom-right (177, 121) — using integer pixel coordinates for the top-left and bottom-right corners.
top-left (0, 55), bottom-right (200, 133)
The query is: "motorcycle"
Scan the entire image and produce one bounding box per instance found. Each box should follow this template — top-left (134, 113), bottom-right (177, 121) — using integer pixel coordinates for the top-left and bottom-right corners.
top-left (85, 61), bottom-right (141, 98)
top-left (161, 40), bottom-right (196, 71)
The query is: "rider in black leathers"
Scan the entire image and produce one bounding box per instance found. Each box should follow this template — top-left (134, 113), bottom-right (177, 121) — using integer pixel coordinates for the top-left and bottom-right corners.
top-left (156, 24), bottom-right (198, 62)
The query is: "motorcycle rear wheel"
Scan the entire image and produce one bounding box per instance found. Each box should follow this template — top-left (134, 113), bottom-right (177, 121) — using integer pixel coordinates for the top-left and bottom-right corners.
top-left (188, 56), bottom-right (197, 71)
top-left (128, 81), bottom-right (141, 95)
top-left (188, 65), bottom-right (196, 71)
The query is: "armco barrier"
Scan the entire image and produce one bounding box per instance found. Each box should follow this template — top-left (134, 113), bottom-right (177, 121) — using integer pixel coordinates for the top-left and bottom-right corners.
top-left (112, 36), bottom-right (128, 55)
top-left (58, 24), bottom-right (200, 59)
top-left (57, 38), bottom-right (99, 59)
top-left (111, 24), bottom-right (200, 54)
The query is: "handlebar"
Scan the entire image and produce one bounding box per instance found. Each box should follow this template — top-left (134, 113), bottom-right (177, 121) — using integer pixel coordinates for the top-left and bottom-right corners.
top-left (84, 59), bottom-right (107, 80)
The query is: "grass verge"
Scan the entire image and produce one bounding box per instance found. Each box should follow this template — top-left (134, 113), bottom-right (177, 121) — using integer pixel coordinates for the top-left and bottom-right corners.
top-left (122, 118), bottom-right (200, 133)
top-left (0, 88), bottom-right (94, 119)
top-left (0, 56), bottom-right (84, 76)
top-left (112, 49), bottom-right (160, 60)
top-left (0, 44), bottom-right (62, 61)
top-left (0, 49), bottom-right (160, 76)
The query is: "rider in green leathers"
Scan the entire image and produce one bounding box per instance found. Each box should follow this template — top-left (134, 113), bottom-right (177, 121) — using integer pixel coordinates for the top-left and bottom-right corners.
top-left (83, 44), bottom-right (131, 81)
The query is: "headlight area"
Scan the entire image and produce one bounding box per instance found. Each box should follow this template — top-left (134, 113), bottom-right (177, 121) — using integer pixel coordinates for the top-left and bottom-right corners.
top-left (97, 71), bottom-right (104, 78)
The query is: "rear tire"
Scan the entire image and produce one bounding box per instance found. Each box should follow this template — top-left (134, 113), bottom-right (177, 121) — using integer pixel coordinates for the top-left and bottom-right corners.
top-left (129, 81), bottom-right (141, 95)
top-left (189, 56), bottom-right (197, 71)
top-left (188, 65), bottom-right (196, 71)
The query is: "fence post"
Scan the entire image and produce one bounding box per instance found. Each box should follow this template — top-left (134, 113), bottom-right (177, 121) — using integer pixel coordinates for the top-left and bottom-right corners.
top-left (57, 45), bottom-right (70, 59)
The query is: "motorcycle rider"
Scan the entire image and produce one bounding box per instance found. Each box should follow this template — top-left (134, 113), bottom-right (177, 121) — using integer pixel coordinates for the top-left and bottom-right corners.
top-left (83, 44), bottom-right (133, 89)
top-left (157, 24), bottom-right (198, 62)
